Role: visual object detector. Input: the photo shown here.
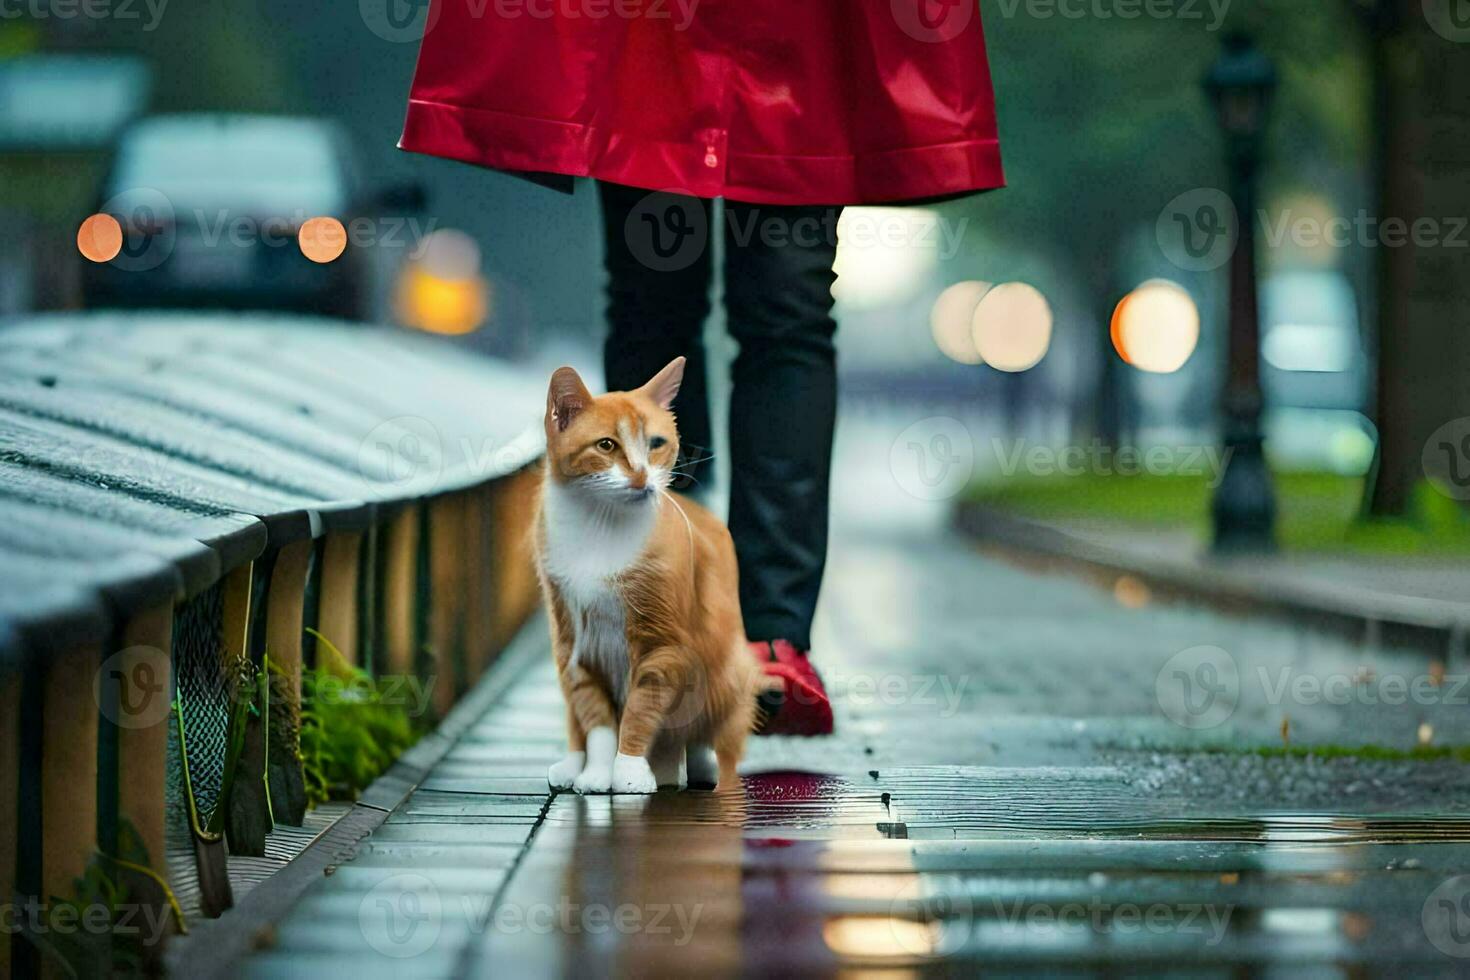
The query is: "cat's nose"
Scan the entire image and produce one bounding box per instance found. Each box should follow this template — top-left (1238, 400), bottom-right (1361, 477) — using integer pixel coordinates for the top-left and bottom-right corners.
top-left (628, 468), bottom-right (648, 490)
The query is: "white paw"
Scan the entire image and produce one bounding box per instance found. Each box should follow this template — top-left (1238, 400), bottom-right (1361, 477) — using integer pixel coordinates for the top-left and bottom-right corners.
top-left (548, 751), bottom-right (586, 789)
top-left (572, 762), bottom-right (612, 794)
top-left (610, 753), bottom-right (658, 794)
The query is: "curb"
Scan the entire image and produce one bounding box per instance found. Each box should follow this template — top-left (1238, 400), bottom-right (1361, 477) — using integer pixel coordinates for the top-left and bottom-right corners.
top-left (955, 502), bottom-right (1470, 662)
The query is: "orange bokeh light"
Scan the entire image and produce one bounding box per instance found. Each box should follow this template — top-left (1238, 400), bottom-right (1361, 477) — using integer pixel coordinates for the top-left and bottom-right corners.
top-left (298, 216), bottom-right (348, 263)
top-left (1110, 291), bottom-right (1133, 362)
top-left (1112, 280), bottom-right (1200, 373)
top-left (77, 213), bottom-right (123, 263)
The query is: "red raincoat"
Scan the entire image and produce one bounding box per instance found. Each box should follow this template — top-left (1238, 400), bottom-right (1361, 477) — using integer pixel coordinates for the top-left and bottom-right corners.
top-left (399, 0), bottom-right (1004, 205)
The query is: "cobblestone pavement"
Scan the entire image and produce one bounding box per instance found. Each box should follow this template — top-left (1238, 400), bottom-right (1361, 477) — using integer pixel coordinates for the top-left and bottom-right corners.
top-left (237, 423), bottom-right (1470, 977)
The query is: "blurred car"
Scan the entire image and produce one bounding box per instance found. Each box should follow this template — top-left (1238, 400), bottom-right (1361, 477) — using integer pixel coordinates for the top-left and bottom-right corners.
top-left (82, 114), bottom-right (425, 319)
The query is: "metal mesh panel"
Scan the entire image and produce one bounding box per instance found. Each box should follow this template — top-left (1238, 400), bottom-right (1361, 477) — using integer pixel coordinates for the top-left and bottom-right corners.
top-left (172, 583), bottom-right (230, 834)
top-left (164, 701), bottom-right (202, 919)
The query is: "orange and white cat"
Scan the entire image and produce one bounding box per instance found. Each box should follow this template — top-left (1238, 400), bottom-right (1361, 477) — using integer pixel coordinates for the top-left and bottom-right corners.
top-left (534, 358), bottom-right (759, 794)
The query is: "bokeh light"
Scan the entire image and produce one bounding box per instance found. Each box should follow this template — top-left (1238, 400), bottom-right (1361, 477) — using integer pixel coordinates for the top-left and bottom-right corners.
top-left (77, 213), bottom-right (123, 263)
top-left (395, 228), bottom-right (490, 335)
top-left (929, 280), bottom-right (992, 364)
top-left (298, 216), bottom-right (347, 263)
top-left (972, 281), bottom-right (1053, 372)
top-left (1112, 279), bottom-right (1200, 374)
top-left (832, 208), bottom-right (942, 312)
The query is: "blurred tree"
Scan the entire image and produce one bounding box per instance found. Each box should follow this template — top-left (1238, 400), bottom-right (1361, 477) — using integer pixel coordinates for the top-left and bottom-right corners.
top-left (1353, 0), bottom-right (1470, 515)
top-left (948, 2), bottom-right (1366, 446)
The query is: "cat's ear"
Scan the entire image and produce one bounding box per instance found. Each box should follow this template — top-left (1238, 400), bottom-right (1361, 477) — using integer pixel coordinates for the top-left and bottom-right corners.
top-left (639, 356), bottom-right (685, 410)
top-left (547, 366), bottom-right (592, 432)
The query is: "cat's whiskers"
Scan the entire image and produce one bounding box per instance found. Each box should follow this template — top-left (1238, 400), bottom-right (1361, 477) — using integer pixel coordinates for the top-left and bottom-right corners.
top-left (657, 486), bottom-right (697, 584)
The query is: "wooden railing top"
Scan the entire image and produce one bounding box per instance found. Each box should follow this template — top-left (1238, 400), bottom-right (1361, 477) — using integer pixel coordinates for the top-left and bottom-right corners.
top-left (0, 311), bottom-right (546, 668)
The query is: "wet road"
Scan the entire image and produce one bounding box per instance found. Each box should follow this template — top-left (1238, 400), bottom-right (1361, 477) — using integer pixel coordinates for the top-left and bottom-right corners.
top-left (239, 410), bottom-right (1470, 976)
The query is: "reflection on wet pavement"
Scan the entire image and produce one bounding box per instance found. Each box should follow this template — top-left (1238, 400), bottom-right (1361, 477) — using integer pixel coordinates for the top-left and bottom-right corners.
top-left (239, 435), bottom-right (1470, 976)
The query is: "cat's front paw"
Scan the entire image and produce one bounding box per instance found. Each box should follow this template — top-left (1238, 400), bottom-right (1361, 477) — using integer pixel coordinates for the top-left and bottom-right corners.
top-left (610, 753), bottom-right (658, 794)
top-left (548, 751), bottom-right (586, 790)
top-left (572, 763), bottom-right (612, 795)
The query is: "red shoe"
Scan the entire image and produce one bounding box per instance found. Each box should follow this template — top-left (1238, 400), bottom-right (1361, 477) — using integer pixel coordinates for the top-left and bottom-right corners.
top-left (752, 640), bottom-right (834, 736)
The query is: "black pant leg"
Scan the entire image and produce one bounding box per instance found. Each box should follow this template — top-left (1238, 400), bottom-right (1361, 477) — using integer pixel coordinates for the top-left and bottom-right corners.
top-left (598, 181), bottom-right (716, 488)
top-left (723, 202), bottom-right (842, 650)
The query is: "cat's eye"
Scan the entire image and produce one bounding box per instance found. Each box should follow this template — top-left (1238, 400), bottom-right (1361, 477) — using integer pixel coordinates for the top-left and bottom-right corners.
top-left (649, 436), bottom-right (668, 450)
top-left (596, 438), bottom-right (618, 452)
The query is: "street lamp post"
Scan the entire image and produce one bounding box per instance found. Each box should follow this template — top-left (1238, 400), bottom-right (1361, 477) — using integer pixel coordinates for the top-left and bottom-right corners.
top-left (1206, 33), bottom-right (1278, 554)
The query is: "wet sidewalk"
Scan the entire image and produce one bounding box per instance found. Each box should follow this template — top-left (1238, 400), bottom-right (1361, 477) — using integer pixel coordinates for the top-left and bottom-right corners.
top-left (215, 480), bottom-right (1470, 975)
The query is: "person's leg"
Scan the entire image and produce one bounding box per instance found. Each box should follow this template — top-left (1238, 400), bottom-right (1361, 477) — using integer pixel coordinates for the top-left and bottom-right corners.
top-left (724, 201), bottom-right (841, 734)
top-left (598, 181), bottom-right (715, 490)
